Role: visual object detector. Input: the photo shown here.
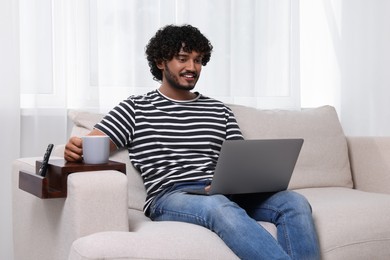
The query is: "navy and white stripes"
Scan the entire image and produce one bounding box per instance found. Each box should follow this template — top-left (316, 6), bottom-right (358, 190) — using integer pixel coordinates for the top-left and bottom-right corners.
top-left (95, 90), bottom-right (243, 214)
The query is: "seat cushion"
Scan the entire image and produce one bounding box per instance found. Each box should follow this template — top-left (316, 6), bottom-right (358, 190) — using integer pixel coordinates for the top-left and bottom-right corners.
top-left (69, 218), bottom-right (278, 260)
top-left (296, 187), bottom-right (390, 259)
top-left (69, 222), bottom-right (239, 260)
top-left (229, 105), bottom-right (353, 189)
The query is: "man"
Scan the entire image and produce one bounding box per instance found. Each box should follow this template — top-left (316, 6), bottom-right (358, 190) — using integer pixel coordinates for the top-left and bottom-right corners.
top-left (65, 24), bottom-right (320, 259)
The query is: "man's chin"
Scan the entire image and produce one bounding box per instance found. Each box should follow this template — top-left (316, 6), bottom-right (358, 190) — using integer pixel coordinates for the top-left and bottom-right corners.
top-left (173, 84), bottom-right (196, 91)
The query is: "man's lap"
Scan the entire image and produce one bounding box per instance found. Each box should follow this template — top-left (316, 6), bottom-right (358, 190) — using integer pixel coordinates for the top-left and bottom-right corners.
top-left (148, 181), bottom-right (306, 224)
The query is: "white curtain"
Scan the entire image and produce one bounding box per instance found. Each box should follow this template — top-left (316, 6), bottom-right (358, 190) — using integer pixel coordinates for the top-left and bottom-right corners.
top-left (20, 0), bottom-right (299, 112)
top-left (8, 1), bottom-right (298, 256)
top-left (300, 0), bottom-right (390, 136)
top-left (19, 0), bottom-right (299, 156)
top-left (0, 0), bottom-right (19, 259)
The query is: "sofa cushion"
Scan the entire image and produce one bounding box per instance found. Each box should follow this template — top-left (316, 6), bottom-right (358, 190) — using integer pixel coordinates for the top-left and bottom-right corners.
top-left (68, 110), bottom-right (104, 137)
top-left (69, 216), bottom-right (276, 260)
top-left (229, 105), bottom-right (353, 189)
top-left (69, 223), bottom-right (239, 260)
top-left (296, 187), bottom-right (390, 259)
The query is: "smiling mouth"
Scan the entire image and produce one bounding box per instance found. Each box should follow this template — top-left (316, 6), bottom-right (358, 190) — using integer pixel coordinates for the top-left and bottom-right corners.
top-left (181, 72), bottom-right (197, 79)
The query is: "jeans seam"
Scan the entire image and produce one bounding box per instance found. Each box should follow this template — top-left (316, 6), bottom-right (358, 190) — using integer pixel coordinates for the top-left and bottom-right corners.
top-left (154, 208), bottom-right (209, 227)
top-left (260, 204), bottom-right (294, 258)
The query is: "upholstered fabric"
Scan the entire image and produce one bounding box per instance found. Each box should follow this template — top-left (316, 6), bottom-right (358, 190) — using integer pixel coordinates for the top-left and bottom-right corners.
top-left (68, 186), bottom-right (390, 260)
top-left (111, 150), bottom-right (146, 211)
top-left (297, 187), bottom-right (390, 259)
top-left (68, 105), bottom-right (354, 211)
top-left (347, 136), bottom-right (390, 193)
top-left (12, 158), bottom-right (66, 260)
top-left (230, 105), bottom-right (353, 190)
top-left (69, 223), bottom-right (239, 260)
top-left (68, 109), bottom-right (104, 137)
top-left (12, 159), bottom-right (129, 260)
top-left (69, 217), bottom-right (278, 260)
top-left (13, 105), bottom-right (390, 260)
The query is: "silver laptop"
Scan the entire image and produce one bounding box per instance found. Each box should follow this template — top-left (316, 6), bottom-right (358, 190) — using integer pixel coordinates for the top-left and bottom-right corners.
top-left (186, 139), bottom-right (303, 195)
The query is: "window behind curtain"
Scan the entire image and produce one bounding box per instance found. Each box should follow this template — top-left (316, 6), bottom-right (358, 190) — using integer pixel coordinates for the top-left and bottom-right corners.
top-left (20, 0), bottom-right (300, 113)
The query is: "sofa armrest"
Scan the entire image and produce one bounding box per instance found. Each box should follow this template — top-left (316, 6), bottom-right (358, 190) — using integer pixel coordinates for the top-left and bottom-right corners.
top-left (347, 136), bottom-right (390, 193)
top-left (12, 158), bottom-right (129, 260)
top-left (66, 170), bottom-right (129, 235)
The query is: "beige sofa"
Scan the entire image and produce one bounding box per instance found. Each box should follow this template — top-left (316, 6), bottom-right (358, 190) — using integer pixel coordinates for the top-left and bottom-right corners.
top-left (12, 105), bottom-right (390, 260)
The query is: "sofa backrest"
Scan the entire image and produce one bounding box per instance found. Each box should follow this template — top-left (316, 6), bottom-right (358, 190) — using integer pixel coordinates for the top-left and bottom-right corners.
top-left (68, 105), bottom-right (353, 212)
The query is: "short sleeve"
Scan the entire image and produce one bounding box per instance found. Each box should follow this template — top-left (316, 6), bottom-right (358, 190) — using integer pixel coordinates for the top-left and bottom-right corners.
top-left (94, 99), bottom-right (136, 149)
top-left (225, 106), bottom-right (244, 140)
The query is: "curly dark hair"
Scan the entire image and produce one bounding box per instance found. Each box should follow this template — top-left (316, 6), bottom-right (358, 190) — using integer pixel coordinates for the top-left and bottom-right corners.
top-left (145, 24), bottom-right (213, 81)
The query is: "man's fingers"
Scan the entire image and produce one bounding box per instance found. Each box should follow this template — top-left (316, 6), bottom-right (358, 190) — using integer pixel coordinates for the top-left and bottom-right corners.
top-left (64, 149), bottom-right (82, 162)
top-left (64, 137), bottom-right (83, 162)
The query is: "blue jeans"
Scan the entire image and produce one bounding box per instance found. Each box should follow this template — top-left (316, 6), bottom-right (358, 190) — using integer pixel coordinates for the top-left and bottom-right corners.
top-left (149, 181), bottom-right (320, 260)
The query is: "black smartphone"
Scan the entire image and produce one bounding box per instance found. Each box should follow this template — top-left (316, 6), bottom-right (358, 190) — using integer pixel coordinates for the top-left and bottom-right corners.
top-left (38, 144), bottom-right (54, 177)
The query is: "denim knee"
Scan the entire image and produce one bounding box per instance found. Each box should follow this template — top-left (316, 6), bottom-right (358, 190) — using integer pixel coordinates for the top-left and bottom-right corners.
top-left (279, 191), bottom-right (312, 214)
top-left (206, 196), bottom-right (248, 226)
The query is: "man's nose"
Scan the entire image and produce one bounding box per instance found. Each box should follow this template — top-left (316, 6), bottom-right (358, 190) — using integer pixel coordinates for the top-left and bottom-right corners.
top-left (185, 60), bottom-right (196, 71)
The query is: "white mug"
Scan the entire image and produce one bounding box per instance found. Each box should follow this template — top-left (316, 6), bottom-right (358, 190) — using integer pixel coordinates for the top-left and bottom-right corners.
top-left (82, 135), bottom-right (110, 164)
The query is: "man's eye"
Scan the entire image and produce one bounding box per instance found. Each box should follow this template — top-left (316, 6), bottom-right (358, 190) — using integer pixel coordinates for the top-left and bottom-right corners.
top-left (176, 56), bottom-right (187, 62)
top-left (194, 59), bottom-right (202, 64)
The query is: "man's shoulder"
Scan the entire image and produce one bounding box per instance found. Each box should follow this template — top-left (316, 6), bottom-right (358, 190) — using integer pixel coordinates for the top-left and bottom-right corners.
top-left (110, 90), bottom-right (160, 112)
top-left (198, 94), bottom-right (232, 110)
top-left (126, 90), bottom-right (159, 102)
top-left (197, 94), bottom-right (220, 104)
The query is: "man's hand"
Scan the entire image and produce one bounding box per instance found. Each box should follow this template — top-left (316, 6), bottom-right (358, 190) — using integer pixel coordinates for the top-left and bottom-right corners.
top-left (64, 136), bottom-right (83, 162)
top-left (64, 130), bottom-right (116, 162)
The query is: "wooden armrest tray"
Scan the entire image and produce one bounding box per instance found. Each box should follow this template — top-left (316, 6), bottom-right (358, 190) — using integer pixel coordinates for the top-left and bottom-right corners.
top-left (19, 159), bottom-right (126, 199)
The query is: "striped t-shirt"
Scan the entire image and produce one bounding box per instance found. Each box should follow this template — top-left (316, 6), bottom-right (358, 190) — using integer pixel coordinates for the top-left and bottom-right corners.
top-left (95, 90), bottom-right (243, 214)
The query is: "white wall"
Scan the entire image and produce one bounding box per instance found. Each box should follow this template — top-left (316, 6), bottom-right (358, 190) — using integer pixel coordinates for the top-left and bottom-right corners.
top-left (0, 0), bottom-right (19, 259)
top-left (301, 0), bottom-right (390, 136)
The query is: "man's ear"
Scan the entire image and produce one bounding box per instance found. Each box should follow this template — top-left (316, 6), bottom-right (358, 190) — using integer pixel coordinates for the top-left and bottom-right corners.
top-left (156, 59), bottom-right (165, 70)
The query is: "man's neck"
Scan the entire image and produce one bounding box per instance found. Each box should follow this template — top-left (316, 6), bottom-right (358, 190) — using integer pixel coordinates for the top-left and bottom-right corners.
top-left (158, 85), bottom-right (197, 101)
